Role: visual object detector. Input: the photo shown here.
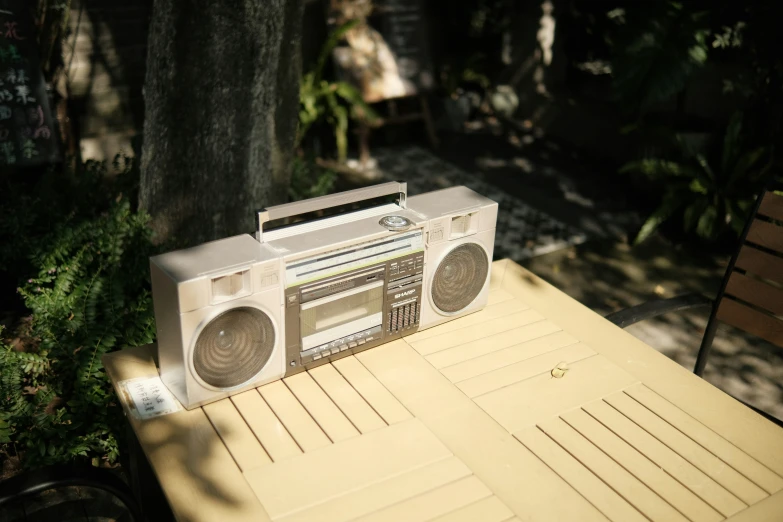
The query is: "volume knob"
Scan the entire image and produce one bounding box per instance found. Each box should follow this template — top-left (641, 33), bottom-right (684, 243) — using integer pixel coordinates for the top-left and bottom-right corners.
top-left (380, 215), bottom-right (412, 231)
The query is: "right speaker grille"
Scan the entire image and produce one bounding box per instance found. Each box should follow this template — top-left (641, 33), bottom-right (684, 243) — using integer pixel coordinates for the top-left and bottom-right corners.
top-left (431, 243), bottom-right (489, 314)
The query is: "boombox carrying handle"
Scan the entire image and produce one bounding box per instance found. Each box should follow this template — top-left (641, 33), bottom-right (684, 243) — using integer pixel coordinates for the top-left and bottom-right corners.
top-left (256, 181), bottom-right (407, 242)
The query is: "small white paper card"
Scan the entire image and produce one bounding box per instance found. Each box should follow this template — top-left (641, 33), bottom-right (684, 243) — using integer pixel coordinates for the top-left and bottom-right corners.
top-left (119, 376), bottom-right (182, 420)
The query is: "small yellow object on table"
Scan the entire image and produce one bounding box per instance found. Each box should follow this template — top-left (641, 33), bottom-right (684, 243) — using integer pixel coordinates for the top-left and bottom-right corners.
top-left (104, 259), bottom-right (783, 522)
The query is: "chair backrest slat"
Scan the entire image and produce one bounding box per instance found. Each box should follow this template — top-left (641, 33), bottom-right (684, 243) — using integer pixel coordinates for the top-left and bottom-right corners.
top-left (746, 220), bottom-right (783, 254)
top-left (716, 298), bottom-right (783, 348)
top-left (696, 183), bottom-right (783, 376)
top-left (758, 191), bottom-right (783, 221)
top-left (725, 271), bottom-right (783, 316)
top-left (735, 245), bottom-right (783, 286)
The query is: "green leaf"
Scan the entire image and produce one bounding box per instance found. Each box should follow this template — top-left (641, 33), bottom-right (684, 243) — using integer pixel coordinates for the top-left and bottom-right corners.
top-left (694, 154), bottom-right (715, 183)
top-left (312, 19), bottom-right (360, 85)
top-left (727, 200), bottom-right (749, 236)
top-left (611, 3), bottom-right (710, 112)
top-left (334, 82), bottom-right (378, 122)
top-left (728, 147), bottom-right (767, 188)
top-left (683, 199), bottom-right (708, 231)
top-left (619, 159), bottom-right (698, 179)
top-left (696, 205), bottom-right (719, 239)
top-left (722, 111), bottom-right (743, 175)
top-left (332, 105), bottom-right (349, 163)
top-left (688, 178), bottom-right (708, 194)
top-left (634, 189), bottom-right (688, 245)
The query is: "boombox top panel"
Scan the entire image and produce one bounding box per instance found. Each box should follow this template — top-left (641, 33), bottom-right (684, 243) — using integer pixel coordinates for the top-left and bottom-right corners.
top-left (151, 234), bottom-right (276, 284)
top-left (407, 186), bottom-right (497, 222)
top-left (265, 207), bottom-right (426, 262)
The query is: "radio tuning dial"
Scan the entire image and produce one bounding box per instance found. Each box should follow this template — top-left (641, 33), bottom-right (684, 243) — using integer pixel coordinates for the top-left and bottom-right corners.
top-left (380, 215), bottom-right (412, 231)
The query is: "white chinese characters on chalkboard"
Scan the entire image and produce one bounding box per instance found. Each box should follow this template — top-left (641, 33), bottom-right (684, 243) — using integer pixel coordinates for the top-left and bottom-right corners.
top-left (0, 1), bottom-right (59, 167)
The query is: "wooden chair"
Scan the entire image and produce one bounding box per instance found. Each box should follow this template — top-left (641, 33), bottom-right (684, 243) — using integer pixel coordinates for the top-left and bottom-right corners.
top-left (605, 180), bottom-right (783, 423)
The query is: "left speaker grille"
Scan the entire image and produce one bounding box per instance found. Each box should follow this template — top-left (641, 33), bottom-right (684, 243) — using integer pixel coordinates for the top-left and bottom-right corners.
top-left (193, 307), bottom-right (274, 388)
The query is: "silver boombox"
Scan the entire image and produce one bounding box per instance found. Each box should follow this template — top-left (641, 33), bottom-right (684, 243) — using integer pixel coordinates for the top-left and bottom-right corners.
top-left (150, 183), bottom-right (498, 409)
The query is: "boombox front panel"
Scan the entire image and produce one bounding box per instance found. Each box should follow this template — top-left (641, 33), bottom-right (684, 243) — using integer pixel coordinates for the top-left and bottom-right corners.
top-left (281, 234), bottom-right (427, 377)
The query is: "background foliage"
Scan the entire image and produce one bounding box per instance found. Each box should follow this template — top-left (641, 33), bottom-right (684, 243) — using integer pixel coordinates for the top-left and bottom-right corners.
top-left (1, 158), bottom-right (157, 469)
top-left (607, 0), bottom-right (783, 244)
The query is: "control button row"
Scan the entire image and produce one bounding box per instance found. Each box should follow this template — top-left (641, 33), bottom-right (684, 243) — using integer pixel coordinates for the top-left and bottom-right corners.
top-left (302, 325), bottom-right (382, 364)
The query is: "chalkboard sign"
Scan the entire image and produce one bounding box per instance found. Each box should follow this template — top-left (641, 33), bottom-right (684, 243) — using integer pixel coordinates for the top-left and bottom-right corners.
top-left (331, 0), bottom-right (434, 103)
top-left (0, 1), bottom-right (59, 167)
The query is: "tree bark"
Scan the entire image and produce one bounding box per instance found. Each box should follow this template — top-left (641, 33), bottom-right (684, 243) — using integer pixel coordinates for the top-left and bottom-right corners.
top-left (139, 0), bottom-right (304, 246)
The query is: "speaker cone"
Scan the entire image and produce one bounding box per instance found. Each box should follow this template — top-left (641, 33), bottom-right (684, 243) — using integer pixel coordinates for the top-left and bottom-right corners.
top-left (193, 307), bottom-right (275, 388)
top-left (431, 243), bottom-right (489, 314)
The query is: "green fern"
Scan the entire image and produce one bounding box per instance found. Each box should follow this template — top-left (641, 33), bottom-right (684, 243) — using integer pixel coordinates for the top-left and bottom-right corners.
top-left (1, 156), bottom-right (157, 469)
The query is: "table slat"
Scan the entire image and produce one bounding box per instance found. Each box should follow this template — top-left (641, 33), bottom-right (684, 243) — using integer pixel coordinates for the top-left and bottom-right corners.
top-left (244, 419), bottom-right (451, 520)
top-left (406, 290), bottom-right (520, 345)
top-left (259, 382), bottom-right (332, 452)
top-left (725, 489), bottom-right (783, 521)
top-left (561, 408), bottom-right (723, 522)
top-left (308, 364), bottom-right (386, 433)
top-left (439, 330), bottom-right (578, 383)
top-left (605, 391), bottom-right (768, 505)
top-left (626, 384), bottom-right (783, 495)
top-left (428, 496), bottom-right (515, 522)
top-left (426, 320), bottom-right (562, 370)
top-left (486, 288), bottom-right (516, 306)
top-left (539, 417), bottom-right (689, 522)
top-left (411, 309), bottom-right (544, 356)
top-left (283, 372), bottom-right (359, 443)
top-left (458, 343), bottom-right (595, 398)
top-left (584, 399), bottom-right (746, 517)
top-left (516, 427), bottom-right (648, 522)
top-left (231, 389), bottom-right (302, 461)
top-left (475, 355), bottom-right (639, 433)
top-left (332, 356), bottom-right (412, 425)
top-left (278, 456), bottom-right (471, 522)
top-left (353, 476), bottom-right (492, 522)
top-left (203, 398), bottom-right (272, 472)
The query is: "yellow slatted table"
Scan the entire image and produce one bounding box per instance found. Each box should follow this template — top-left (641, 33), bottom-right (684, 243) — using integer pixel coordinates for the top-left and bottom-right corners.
top-left (104, 259), bottom-right (783, 522)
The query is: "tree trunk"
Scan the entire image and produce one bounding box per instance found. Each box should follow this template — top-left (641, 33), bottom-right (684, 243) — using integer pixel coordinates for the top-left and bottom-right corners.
top-left (139, 0), bottom-right (304, 246)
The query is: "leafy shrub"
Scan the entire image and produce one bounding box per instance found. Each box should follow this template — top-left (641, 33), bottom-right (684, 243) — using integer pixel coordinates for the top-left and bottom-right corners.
top-left (621, 112), bottom-right (771, 244)
top-left (610, 2), bottom-right (711, 115)
top-left (298, 19), bottom-right (378, 162)
top-left (0, 157), bottom-right (157, 468)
